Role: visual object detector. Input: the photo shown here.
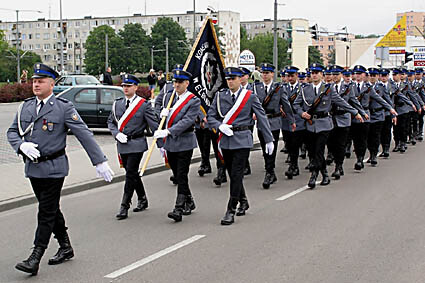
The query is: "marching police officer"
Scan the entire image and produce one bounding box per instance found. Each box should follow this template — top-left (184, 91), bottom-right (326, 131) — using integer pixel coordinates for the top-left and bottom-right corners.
top-left (414, 68), bottom-right (425, 140)
top-left (240, 67), bottom-right (254, 176)
top-left (7, 63), bottom-right (114, 275)
top-left (154, 68), bottom-right (201, 222)
top-left (207, 67), bottom-right (274, 225)
top-left (254, 63), bottom-right (295, 189)
top-left (108, 74), bottom-right (160, 220)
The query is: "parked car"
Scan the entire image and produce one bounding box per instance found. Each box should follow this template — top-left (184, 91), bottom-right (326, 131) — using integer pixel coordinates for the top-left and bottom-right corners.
top-left (57, 85), bottom-right (124, 128)
top-left (53, 74), bottom-right (100, 95)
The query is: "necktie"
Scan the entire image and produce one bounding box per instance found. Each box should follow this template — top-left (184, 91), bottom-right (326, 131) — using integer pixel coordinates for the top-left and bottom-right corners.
top-left (232, 94), bottom-right (235, 102)
top-left (37, 101), bottom-right (44, 115)
top-left (265, 85), bottom-right (268, 94)
top-left (126, 100), bottom-right (130, 109)
top-left (335, 85), bottom-right (339, 93)
top-left (357, 83), bottom-right (361, 93)
top-left (290, 85), bottom-right (293, 92)
top-left (314, 87), bottom-right (317, 95)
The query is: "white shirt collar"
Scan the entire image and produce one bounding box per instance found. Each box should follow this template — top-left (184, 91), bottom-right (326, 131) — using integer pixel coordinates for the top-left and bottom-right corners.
top-left (36, 93), bottom-right (54, 105)
top-left (126, 94), bottom-right (136, 103)
top-left (290, 82), bottom-right (298, 89)
top-left (312, 81), bottom-right (322, 90)
top-left (263, 81), bottom-right (273, 90)
top-left (230, 87), bottom-right (241, 96)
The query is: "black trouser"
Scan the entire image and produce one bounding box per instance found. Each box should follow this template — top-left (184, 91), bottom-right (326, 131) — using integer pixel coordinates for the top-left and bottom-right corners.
top-left (30, 177), bottom-right (67, 249)
top-left (285, 129), bottom-right (306, 166)
top-left (305, 130), bottom-right (330, 171)
top-left (409, 111), bottom-right (419, 138)
top-left (328, 126), bottom-right (350, 165)
top-left (258, 129), bottom-right (280, 173)
top-left (210, 129), bottom-right (225, 169)
top-left (167, 150), bottom-right (193, 196)
top-left (196, 128), bottom-right (224, 169)
top-left (120, 152), bottom-right (146, 200)
top-left (380, 115), bottom-right (393, 148)
top-left (418, 111), bottom-right (425, 135)
top-left (351, 123), bottom-right (370, 157)
top-left (222, 148), bottom-right (250, 199)
top-left (368, 121), bottom-right (384, 154)
top-left (394, 113), bottom-right (409, 145)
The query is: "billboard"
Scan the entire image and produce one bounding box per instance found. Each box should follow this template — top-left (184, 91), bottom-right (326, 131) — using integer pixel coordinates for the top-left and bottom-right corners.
top-left (413, 46), bottom-right (425, 67)
top-left (376, 15), bottom-right (406, 48)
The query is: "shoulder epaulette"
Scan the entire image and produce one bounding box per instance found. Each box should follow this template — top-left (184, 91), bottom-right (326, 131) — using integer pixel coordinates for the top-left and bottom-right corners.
top-left (56, 97), bottom-right (70, 103)
top-left (115, 97), bottom-right (124, 101)
top-left (254, 81), bottom-right (263, 86)
top-left (24, 96), bottom-right (36, 102)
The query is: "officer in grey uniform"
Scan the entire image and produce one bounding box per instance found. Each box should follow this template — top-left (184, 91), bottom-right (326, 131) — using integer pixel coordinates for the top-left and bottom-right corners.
top-left (414, 68), bottom-right (425, 140)
top-left (240, 67), bottom-right (254, 176)
top-left (108, 74), bottom-right (160, 220)
top-left (208, 67), bottom-right (274, 225)
top-left (7, 63), bottom-right (114, 275)
top-left (254, 63), bottom-right (295, 189)
top-left (293, 63), bottom-right (363, 189)
top-left (406, 69), bottom-right (425, 145)
top-left (154, 68), bottom-right (201, 223)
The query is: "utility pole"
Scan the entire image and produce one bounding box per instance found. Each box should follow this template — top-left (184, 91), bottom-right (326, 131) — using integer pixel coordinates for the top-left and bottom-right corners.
top-left (193, 0), bottom-right (196, 43)
top-left (165, 37), bottom-right (169, 76)
top-left (105, 33), bottom-right (109, 70)
top-left (273, 0), bottom-right (278, 80)
top-left (79, 38), bottom-right (82, 73)
top-left (59, 0), bottom-right (64, 74)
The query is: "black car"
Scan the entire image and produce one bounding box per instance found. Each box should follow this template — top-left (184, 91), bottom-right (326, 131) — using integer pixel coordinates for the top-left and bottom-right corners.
top-left (57, 85), bottom-right (124, 128)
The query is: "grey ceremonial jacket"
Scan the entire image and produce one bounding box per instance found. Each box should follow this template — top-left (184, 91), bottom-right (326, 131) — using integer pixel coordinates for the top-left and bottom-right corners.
top-left (378, 81), bottom-right (395, 117)
top-left (369, 83), bottom-right (393, 123)
top-left (392, 81), bottom-right (415, 115)
top-left (282, 82), bottom-right (306, 131)
top-left (7, 95), bottom-right (107, 178)
top-left (107, 96), bottom-right (160, 154)
top-left (332, 81), bottom-right (365, 128)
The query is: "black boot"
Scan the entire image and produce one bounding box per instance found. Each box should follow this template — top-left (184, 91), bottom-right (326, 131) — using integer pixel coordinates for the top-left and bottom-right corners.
top-left (213, 167), bottom-right (227, 186)
top-left (116, 193), bottom-right (131, 220)
top-left (167, 194), bottom-right (186, 222)
top-left (293, 165), bottom-right (300, 176)
top-left (285, 164), bottom-right (294, 179)
top-left (354, 156), bottom-right (363, 171)
top-left (48, 232), bottom-right (74, 265)
top-left (400, 142), bottom-right (406, 153)
top-left (331, 164), bottom-right (341, 180)
top-left (170, 175), bottom-right (178, 185)
top-left (15, 246), bottom-right (45, 275)
top-left (370, 152), bottom-right (378, 166)
top-left (305, 160), bottom-right (313, 171)
top-left (262, 171), bottom-right (277, 189)
top-left (243, 163), bottom-right (251, 176)
top-left (198, 163), bottom-right (211, 177)
top-left (182, 195), bottom-right (196, 215)
top-left (308, 170), bottom-right (319, 189)
top-left (236, 197), bottom-right (249, 216)
top-left (380, 145), bottom-right (390, 158)
top-left (221, 198), bottom-right (238, 225)
top-left (320, 168), bottom-right (331, 186)
top-left (326, 153), bottom-right (334, 165)
top-left (392, 143), bottom-right (400, 152)
top-left (133, 196), bottom-right (148, 212)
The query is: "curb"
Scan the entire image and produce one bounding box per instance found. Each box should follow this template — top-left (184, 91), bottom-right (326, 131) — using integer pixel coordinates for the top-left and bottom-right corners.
top-left (0, 143), bottom-right (261, 213)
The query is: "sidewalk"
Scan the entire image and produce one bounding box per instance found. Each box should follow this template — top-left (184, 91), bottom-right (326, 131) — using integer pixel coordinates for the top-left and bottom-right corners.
top-left (0, 132), bottom-right (261, 212)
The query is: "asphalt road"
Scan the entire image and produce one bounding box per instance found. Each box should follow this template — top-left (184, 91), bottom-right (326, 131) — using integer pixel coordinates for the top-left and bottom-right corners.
top-left (1, 143), bottom-right (425, 283)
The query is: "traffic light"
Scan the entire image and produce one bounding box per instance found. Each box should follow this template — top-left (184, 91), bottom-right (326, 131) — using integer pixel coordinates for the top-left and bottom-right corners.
top-left (405, 51), bottom-right (413, 64)
top-left (310, 24), bottom-right (319, 40)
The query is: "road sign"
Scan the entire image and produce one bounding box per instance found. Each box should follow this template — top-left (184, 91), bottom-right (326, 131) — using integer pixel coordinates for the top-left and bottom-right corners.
top-left (239, 49), bottom-right (256, 72)
top-left (413, 46), bottom-right (425, 67)
top-left (376, 47), bottom-right (389, 60)
top-left (376, 15), bottom-right (406, 48)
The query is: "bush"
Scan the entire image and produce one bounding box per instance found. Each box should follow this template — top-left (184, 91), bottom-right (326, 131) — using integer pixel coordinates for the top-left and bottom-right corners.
top-left (0, 82), bottom-right (34, 103)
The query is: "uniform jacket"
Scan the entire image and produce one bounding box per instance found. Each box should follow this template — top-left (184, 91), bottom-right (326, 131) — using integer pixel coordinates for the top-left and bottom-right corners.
top-left (413, 80), bottom-right (425, 104)
top-left (369, 82), bottom-right (393, 123)
top-left (406, 80), bottom-right (423, 108)
top-left (378, 81), bottom-right (395, 117)
top-left (107, 96), bottom-right (160, 154)
top-left (282, 82), bottom-right (306, 131)
top-left (154, 82), bottom-right (174, 117)
top-left (332, 81), bottom-right (365, 128)
top-left (253, 81), bottom-right (294, 131)
top-left (7, 95), bottom-right (107, 178)
top-left (392, 81), bottom-right (415, 115)
top-left (293, 82), bottom-right (358, 133)
top-left (207, 87), bottom-right (273, 150)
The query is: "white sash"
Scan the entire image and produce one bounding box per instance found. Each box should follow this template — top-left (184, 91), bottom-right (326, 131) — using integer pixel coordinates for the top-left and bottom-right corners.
top-left (117, 96), bottom-right (143, 131)
top-left (166, 91), bottom-right (191, 128)
top-left (222, 88), bottom-right (250, 125)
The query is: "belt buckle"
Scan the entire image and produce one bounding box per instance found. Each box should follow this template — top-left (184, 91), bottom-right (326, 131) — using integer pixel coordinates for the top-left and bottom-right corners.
top-left (33, 158), bottom-right (39, 164)
top-left (312, 114), bottom-right (318, 119)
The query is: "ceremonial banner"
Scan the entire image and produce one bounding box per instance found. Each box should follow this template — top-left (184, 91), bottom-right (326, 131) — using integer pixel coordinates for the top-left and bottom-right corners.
top-left (184, 17), bottom-right (227, 112)
top-left (376, 15), bottom-right (406, 48)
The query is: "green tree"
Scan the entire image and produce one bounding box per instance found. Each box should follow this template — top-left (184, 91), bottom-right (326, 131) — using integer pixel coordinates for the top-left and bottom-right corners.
top-left (150, 17), bottom-right (188, 72)
top-left (327, 49), bottom-right (335, 65)
top-left (240, 26), bottom-right (250, 51)
top-left (308, 46), bottom-right (323, 65)
top-left (117, 23), bottom-right (151, 73)
top-left (84, 25), bottom-right (123, 75)
top-left (213, 25), bottom-right (226, 56)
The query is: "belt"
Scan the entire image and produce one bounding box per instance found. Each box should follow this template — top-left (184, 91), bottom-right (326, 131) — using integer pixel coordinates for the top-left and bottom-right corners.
top-left (370, 107), bottom-right (384, 113)
top-left (232, 126), bottom-right (251, 131)
top-left (334, 110), bottom-right (347, 115)
top-left (363, 107), bottom-right (369, 110)
top-left (266, 113), bottom-right (281, 118)
top-left (27, 148), bottom-right (66, 164)
top-left (311, 112), bottom-right (329, 119)
top-left (127, 133), bottom-right (145, 140)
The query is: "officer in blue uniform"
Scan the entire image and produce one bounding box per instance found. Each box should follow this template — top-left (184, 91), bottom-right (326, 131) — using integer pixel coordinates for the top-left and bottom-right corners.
top-left (154, 68), bottom-right (201, 222)
top-left (208, 67), bottom-right (274, 225)
top-left (108, 74), bottom-right (160, 220)
top-left (8, 63), bottom-right (114, 275)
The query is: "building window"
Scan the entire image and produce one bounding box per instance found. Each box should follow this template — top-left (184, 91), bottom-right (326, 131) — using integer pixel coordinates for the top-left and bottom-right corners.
top-left (185, 28), bottom-right (191, 33)
top-left (22, 34), bottom-right (26, 40)
top-left (320, 45), bottom-right (323, 49)
top-left (185, 16), bottom-right (191, 23)
top-left (44, 33), bottom-right (50, 39)
top-left (53, 33), bottom-right (57, 39)
top-left (36, 33), bottom-right (40, 39)
top-left (68, 32), bottom-right (73, 38)
top-left (75, 21), bottom-right (80, 27)
top-left (22, 44), bottom-right (26, 50)
top-left (44, 44), bottom-right (50, 50)
top-left (44, 55), bottom-right (51, 61)
top-left (75, 31), bottom-right (80, 38)
top-left (28, 44), bottom-right (33, 50)
top-left (28, 23), bottom-right (32, 28)
top-left (35, 44), bottom-right (41, 49)
top-left (83, 32), bottom-right (87, 38)
top-left (152, 18), bottom-right (157, 24)
top-left (68, 43), bottom-right (73, 49)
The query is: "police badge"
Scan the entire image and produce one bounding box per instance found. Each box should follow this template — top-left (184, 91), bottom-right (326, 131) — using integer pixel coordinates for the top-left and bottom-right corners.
top-left (72, 113), bottom-right (79, 121)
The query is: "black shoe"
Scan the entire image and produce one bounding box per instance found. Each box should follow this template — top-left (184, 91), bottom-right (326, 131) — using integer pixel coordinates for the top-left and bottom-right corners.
top-left (198, 164), bottom-right (211, 177)
top-left (170, 176), bottom-right (178, 185)
top-left (354, 156), bottom-right (363, 171)
top-left (339, 165), bottom-right (344, 176)
top-left (411, 138), bottom-right (417, 145)
top-left (262, 172), bottom-right (277, 189)
top-left (221, 210), bottom-right (235, 225)
top-left (48, 233), bottom-right (74, 265)
top-left (285, 165), bottom-right (294, 179)
top-left (320, 169), bottom-right (331, 186)
top-left (236, 198), bottom-right (249, 216)
top-left (182, 195), bottom-right (196, 215)
top-left (116, 193), bottom-right (131, 220)
top-left (133, 197), bottom-right (148, 212)
top-left (308, 170), bottom-right (318, 189)
top-left (418, 134), bottom-right (423, 141)
top-left (305, 161), bottom-right (313, 171)
top-left (300, 145), bottom-right (307, 159)
top-left (243, 165), bottom-right (251, 176)
top-left (370, 153), bottom-right (378, 166)
top-left (331, 165), bottom-right (340, 180)
top-left (400, 143), bottom-right (406, 153)
top-left (392, 144), bottom-right (400, 152)
top-left (293, 166), bottom-right (300, 176)
top-left (213, 167), bottom-right (227, 186)
top-left (15, 246), bottom-right (45, 275)
top-left (167, 194), bottom-right (186, 222)
top-left (366, 157), bottom-right (371, 163)
top-left (326, 153), bottom-right (334, 165)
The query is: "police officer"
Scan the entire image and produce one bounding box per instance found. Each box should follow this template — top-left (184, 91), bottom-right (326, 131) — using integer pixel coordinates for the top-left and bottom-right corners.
top-left (7, 63), bottom-right (114, 275)
top-left (154, 68), bottom-right (201, 222)
top-left (207, 67), bottom-right (274, 225)
top-left (240, 66), bottom-right (254, 176)
top-left (108, 74), bottom-right (160, 220)
top-left (254, 63), bottom-right (295, 189)
top-left (406, 69), bottom-right (425, 145)
top-left (414, 68), bottom-right (425, 140)
top-left (293, 63), bottom-right (363, 189)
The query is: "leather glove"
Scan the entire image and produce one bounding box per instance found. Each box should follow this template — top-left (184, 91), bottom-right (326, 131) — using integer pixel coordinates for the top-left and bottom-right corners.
top-left (115, 133), bottom-right (128, 144)
top-left (219, 124), bottom-right (233, 136)
top-left (159, 147), bottom-right (166, 158)
top-left (95, 161), bottom-right (114, 182)
top-left (160, 108), bottom-right (170, 118)
top-left (265, 141), bottom-right (274, 155)
top-left (19, 142), bottom-right (40, 161)
top-left (154, 129), bottom-right (170, 139)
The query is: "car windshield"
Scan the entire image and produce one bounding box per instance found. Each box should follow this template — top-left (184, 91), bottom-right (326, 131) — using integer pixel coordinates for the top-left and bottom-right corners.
top-left (75, 76), bottom-right (100, 85)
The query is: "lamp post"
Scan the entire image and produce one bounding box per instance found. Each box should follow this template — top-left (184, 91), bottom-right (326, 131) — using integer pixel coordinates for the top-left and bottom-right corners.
top-left (273, 1), bottom-right (285, 80)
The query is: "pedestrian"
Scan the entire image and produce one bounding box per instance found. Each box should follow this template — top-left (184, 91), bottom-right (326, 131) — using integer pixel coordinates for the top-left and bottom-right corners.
top-left (251, 66), bottom-right (262, 83)
top-left (147, 69), bottom-right (157, 99)
top-left (103, 67), bottom-right (113, 85)
top-left (208, 67), bottom-right (274, 225)
top-left (157, 70), bottom-right (166, 91)
top-left (20, 69), bottom-right (28, 83)
top-left (7, 63), bottom-right (114, 276)
top-left (154, 67), bottom-right (200, 222)
top-left (107, 74), bottom-right (160, 220)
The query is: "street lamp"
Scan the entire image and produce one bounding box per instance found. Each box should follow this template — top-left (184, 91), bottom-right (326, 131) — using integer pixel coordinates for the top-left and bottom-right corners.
top-left (0, 8), bottom-right (42, 82)
top-left (273, 1), bottom-right (285, 79)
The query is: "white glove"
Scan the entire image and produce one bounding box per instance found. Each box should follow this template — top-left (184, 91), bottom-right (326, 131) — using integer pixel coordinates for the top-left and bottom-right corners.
top-left (115, 133), bottom-right (128, 144)
top-left (265, 142), bottom-right (274, 155)
top-left (154, 129), bottom-right (170, 139)
top-left (159, 147), bottom-right (166, 158)
top-left (19, 142), bottom-right (40, 161)
top-left (160, 108), bottom-right (170, 118)
top-left (96, 161), bottom-right (114, 182)
top-left (219, 124), bottom-right (233, 136)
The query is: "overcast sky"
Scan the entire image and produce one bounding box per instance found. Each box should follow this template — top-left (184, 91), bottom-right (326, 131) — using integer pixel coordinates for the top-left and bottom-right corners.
top-left (1, 0), bottom-right (424, 35)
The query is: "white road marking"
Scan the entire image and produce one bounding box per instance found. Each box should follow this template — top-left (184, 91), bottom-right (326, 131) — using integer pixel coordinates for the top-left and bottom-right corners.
top-left (104, 234), bottom-right (206, 279)
top-left (276, 182), bottom-right (320, 201)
